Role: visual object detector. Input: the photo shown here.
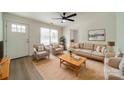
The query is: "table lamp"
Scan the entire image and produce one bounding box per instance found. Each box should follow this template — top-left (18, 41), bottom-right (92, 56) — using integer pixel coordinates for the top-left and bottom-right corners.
top-left (107, 41), bottom-right (115, 52)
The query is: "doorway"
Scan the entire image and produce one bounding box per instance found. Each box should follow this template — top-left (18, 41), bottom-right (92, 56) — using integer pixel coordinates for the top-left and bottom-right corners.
top-left (70, 29), bottom-right (78, 43)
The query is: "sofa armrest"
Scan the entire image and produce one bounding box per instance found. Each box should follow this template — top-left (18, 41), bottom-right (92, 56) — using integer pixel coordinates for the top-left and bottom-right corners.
top-left (33, 48), bottom-right (38, 54)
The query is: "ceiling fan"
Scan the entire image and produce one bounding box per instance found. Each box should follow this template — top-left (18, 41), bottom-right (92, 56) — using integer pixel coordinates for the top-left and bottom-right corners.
top-left (53, 12), bottom-right (77, 23)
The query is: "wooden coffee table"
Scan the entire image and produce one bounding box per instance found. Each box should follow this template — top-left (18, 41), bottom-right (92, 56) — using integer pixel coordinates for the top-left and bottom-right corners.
top-left (58, 54), bottom-right (87, 76)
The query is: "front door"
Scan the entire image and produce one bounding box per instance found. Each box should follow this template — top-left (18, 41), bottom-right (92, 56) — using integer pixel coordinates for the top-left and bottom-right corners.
top-left (6, 21), bottom-right (29, 59)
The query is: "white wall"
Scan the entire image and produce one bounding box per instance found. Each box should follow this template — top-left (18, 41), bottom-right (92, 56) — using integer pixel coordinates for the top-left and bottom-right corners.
top-left (3, 13), bottom-right (63, 56)
top-left (0, 12), bottom-right (3, 41)
top-left (63, 13), bottom-right (117, 48)
top-left (117, 13), bottom-right (124, 50)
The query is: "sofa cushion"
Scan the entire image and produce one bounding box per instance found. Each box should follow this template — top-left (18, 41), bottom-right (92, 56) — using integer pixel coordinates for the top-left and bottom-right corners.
top-left (108, 65), bottom-right (124, 79)
top-left (83, 43), bottom-right (94, 50)
top-left (72, 49), bottom-right (80, 52)
top-left (80, 49), bottom-right (92, 54)
top-left (37, 51), bottom-right (47, 55)
top-left (56, 48), bottom-right (63, 51)
top-left (92, 51), bottom-right (104, 57)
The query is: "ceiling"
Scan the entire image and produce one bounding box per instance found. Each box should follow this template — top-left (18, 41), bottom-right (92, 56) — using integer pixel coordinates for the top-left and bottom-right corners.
top-left (9, 12), bottom-right (78, 27)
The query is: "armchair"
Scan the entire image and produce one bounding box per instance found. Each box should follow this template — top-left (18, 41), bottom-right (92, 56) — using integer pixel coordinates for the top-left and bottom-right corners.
top-left (51, 43), bottom-right (64, 55)
top-left (104, 57), bottom-right (124, 80)
top-left (33, 44), bottom-right (50, 61)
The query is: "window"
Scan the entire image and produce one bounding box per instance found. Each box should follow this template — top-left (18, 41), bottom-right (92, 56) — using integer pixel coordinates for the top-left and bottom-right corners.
top-left (40, 28), bottom-right (50, 45)
top-left (40, 27), bottom-right (58, 45)
top-left (11, 24), bottom-right (26, 33)
top-left (51, 29), bottom-right (58, 44)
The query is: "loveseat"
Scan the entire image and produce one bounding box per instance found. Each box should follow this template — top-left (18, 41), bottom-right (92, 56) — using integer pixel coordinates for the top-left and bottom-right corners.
top-left (70, 42), bottom-right (114, 62)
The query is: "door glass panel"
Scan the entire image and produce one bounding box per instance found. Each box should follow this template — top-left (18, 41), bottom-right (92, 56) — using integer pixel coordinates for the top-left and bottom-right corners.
top-left (11, 24), bottom-right (26, 33)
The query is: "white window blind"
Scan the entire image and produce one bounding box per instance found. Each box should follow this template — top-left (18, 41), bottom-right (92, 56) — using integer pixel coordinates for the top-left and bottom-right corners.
top-left (40, 27), bottom-right (58, 45)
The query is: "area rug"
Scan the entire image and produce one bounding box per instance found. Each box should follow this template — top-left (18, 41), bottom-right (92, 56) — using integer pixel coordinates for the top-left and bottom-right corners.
top-left (33, 55), bottom-right (104, 80)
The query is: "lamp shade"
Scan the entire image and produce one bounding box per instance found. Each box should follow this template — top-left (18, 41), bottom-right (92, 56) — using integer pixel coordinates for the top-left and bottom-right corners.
top-left (108, 41), bottom-right (115, 46)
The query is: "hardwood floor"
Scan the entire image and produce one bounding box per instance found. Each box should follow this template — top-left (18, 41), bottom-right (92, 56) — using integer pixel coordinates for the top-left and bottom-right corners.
top-left (9, 54), bottom-right (104, 80)
top-left (9, 57), bottom-right (43, 80)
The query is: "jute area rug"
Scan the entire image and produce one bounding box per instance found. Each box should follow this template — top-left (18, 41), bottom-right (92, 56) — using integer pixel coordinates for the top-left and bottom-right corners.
top-left (33, 54), bottom-right (104, 80)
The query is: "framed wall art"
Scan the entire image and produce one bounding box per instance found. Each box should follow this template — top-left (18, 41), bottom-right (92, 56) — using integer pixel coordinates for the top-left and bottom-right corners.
top-left (88, 29), bottom-right (105, 41)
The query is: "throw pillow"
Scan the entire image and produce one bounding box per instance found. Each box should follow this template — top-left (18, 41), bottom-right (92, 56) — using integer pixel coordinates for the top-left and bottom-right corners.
top-left (119, 58), bottom-right (124, 76)
top-left (38, 45), bottom-right (45, 52)
top-left (96, 46), bottom-right (100, 52)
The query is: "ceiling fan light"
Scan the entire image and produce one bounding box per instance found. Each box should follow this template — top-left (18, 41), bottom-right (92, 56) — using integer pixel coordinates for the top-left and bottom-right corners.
top-left (62, 19), bottom-right (66, 23)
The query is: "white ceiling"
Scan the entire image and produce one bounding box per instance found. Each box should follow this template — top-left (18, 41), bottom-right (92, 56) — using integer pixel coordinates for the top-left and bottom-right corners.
top-left (9, 12), bottom-right (78, 27)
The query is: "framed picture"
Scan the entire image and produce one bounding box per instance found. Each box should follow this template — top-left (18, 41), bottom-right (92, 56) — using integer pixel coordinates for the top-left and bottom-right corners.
top-left (88, 29), bottom-right (105, 41)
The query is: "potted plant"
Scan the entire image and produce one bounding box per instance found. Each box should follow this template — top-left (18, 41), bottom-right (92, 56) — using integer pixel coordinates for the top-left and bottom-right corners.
top-left (59, 36), bottom-right (66, 50)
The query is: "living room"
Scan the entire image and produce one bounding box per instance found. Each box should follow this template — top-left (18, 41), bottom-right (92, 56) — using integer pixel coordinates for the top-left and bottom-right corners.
top-left (0, 12), bottom-right (124, 80)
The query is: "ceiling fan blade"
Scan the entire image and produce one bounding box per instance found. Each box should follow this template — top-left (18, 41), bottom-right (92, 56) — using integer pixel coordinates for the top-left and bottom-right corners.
top-left (66, 19), bottom-right (74, 21)
top-left (63, 12), bottom-right (66, 17)
top-left (66, 13), bottom-right (77, 18)
top-left (52, 18), bottom-right (62, 20)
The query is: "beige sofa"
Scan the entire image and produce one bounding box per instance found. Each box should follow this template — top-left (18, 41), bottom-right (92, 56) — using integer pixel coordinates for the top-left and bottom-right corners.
top-left (70, 42), bottom-right (108, 62)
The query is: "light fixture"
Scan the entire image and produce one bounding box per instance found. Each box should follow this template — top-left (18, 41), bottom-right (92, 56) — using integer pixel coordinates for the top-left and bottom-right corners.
top-left (61, 19), bottom-right (66, 23)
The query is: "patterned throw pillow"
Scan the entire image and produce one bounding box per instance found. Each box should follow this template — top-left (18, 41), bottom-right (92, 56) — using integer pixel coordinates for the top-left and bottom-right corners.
top-left (96, 46), bottom-right (106, 54)
top-left (37, 45), bottom-right (45, 52)
top-left (96, 46), bottom-right (100, 52)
